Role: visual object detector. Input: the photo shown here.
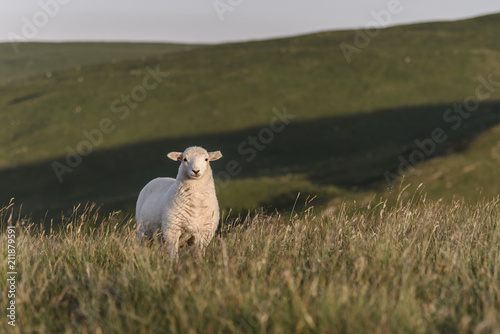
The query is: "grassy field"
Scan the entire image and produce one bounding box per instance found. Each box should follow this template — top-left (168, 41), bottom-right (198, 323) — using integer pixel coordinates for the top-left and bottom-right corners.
top-left (0, 42), bottom-right (204, 86)
top-left (1, 14), bottom-right (500, 219)
top-left (1, 191), bottom-right (498, 333)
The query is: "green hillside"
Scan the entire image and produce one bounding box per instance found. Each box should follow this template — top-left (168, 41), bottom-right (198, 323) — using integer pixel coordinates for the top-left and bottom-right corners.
top-left (0, 42), bottom-right (203, 85)
top-left (1, 14), bottom-right (500, 219)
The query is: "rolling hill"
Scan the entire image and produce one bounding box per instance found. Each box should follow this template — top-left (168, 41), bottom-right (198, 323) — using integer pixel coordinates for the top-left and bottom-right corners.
top-left (1, 13), bottom-right (500, 220)
top-left (0, 42), bottom-right (204, 85)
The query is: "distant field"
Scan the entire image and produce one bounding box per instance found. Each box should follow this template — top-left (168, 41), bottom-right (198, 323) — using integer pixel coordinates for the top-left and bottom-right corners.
top-left (0, 42), bottom-right (204, 85)
top-left (1, 194), bottom-right (498, 333)
top-left (1, 14), bottom-right (500, 218)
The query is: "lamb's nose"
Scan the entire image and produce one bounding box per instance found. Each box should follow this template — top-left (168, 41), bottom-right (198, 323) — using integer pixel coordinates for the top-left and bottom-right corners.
top-left (193, 169), bottom-right (200, 175)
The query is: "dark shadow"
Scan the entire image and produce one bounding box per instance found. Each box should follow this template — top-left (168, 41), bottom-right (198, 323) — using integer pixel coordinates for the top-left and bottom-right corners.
top-left (2, 100), bottom-right (500, 221)
top-left (7, 92), bottom-right (44, 106)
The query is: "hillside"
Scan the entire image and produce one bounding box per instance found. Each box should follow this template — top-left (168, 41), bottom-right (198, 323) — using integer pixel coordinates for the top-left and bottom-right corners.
top-left (1, 13), bottom-right (500, 218)
top-left (0, 42), bottom-right (204, 85)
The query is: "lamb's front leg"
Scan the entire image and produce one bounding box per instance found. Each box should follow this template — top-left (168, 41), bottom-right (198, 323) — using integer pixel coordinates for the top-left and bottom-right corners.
top-left (196, 240), bottom-right (206, 258)
top-left (196, 231), bottom-right (215, 258)
top-left (163, 228), bottom-right (181, 260)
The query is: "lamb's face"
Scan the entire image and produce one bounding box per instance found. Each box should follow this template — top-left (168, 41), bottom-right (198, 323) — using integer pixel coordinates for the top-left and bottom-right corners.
top-left (182, 150), bottom-right (210, 180)
top-left (167, 146), bottom-right (223, 180)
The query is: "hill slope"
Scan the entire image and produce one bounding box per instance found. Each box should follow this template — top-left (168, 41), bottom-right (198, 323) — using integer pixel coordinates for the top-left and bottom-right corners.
top-left (0, 42), bottom-right (204, 85)
top-left (1, 14), bottom-right (500, 218)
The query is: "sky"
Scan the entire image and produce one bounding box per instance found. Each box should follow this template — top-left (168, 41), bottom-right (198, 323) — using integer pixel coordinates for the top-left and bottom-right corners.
top-left (1, 0), bottom-right (500, 44)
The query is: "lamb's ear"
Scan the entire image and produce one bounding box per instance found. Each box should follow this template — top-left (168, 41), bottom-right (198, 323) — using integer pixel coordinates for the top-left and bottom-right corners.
top-left (167, 152), bottom-right (183, 161)
top-left (208, 151), bottom-right (222, 161)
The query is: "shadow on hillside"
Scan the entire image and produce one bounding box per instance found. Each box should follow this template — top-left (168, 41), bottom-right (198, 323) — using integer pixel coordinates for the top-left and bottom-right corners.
top-left (2, 100), bottom-right (500, 220)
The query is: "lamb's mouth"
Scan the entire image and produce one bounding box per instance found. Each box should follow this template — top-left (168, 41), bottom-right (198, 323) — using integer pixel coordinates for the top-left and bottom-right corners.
top-left (190, 173), bottom-right (202, 179)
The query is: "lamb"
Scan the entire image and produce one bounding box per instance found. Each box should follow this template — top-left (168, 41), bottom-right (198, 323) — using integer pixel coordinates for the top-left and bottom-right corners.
top-left (136, 146), bottom-right (223, 258)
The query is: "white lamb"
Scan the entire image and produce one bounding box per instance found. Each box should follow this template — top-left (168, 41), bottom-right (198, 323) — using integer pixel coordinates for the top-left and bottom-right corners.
top-left (136, 146), bottom-right (223, 258)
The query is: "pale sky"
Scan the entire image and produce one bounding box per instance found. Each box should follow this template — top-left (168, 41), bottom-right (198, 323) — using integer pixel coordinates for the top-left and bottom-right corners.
top-left (1, 0), bottom-right (500, 44)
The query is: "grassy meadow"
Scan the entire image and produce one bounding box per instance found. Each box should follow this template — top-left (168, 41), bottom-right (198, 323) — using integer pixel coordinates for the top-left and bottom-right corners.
top-left (1, 190), bottom-right (499, 333)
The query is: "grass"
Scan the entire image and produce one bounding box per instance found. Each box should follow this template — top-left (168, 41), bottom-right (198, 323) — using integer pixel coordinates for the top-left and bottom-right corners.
top-left (1, 190), bottom-right (498, 333)
top-left (0, 42), bottom-right (204, 86)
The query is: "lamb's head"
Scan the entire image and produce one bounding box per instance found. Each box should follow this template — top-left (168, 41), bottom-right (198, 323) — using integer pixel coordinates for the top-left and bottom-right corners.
top-left (167, 146), bottom-right (222, 180)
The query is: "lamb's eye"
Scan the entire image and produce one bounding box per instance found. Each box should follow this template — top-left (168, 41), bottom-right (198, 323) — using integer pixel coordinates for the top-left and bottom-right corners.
top-left (205, 158), bottom-right (208, 161)
top-left (183, 158), bottom-right (187, 162)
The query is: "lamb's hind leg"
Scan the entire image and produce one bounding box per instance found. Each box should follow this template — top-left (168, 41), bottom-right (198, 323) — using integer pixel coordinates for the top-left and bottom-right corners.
top-left (138, 220), bottom-right (161, 246)
top-left (137, 219), bottom-right (147, 245)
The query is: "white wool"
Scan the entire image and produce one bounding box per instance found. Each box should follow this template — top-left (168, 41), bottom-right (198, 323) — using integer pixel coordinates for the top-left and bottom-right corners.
top-left (136, 146), bottom-right (222, 258)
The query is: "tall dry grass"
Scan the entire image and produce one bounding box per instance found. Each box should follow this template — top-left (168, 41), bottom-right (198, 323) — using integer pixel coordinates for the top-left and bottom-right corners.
top-left (1, 194), bottom-right (499, 333)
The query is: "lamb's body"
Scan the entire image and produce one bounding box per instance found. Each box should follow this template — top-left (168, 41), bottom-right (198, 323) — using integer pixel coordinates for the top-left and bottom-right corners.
top-left (161, 173), bottom-right (220, 253)
top-left (136, 146), bottom-right (222, 258)
top-left (136, 177), bottom-right (176, 241)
